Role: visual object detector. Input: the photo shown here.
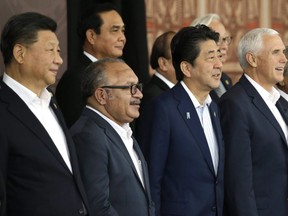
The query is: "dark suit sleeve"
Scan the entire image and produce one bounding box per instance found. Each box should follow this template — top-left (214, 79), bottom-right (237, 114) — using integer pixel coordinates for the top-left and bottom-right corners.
top-left (72, 126), bottom-right (119, 216)
top-left (0, 123), bottom-right (7, 216)
top-left (219, 98), bottom-right (259, 216)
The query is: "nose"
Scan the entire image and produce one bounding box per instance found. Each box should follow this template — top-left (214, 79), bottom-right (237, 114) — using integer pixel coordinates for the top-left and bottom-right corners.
top-left (220, 43), bottom-right (228, 51)
top-left (215, 57), bottom-right (223, 69)
top-left (55, 52), bottom-right (63, 65)
top-left (283, 53), bottom-right (288, 63)
top-left (134, 88), bottom-right (143, 99)
top-left (119, 32), bottom-right (126, 44)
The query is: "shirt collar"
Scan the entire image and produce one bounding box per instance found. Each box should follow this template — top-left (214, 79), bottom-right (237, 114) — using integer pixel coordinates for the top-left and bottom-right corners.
top-left (83, 51), bottom-right (98, 62)
top-left (3, 73), bottom-right (52, 108)
top-left (277, 88), bottom-right (288, 102)
top-left (180, 81), bottom-right (212, 109)
top-left (86, 106), bottom-right (133, 139)
top-left (154, 71), bottom-right (175, 88)
top-left (245, 74), bottom-right (280, 104)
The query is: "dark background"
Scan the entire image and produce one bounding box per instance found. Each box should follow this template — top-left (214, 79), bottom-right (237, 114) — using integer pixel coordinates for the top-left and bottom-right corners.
top-left (0, 0), bottom-right (150, 90)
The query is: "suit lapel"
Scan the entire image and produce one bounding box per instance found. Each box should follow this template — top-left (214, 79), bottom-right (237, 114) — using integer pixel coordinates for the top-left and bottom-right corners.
top-left (83, 108), bottom-right (145, 187)
top-left (0, 82), bottom-right (71, 172)
top-left (241, 76), bottom-right (287, 144)
top-left (172, 84), bottom-right (215, 175)
top-left (208, 102), bottom-right (224, 175)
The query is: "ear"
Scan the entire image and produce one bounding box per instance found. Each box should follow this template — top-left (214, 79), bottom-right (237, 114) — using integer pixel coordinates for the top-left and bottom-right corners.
top-left (86, 29), bottom-right (96, 45)
top-left (180, 61), bottom-right (192, 78)
top-left (158, 57), bottom-right (167, 71)
top-left (246, 52), bottom-right (257, 68)
top-left (94, 88), bottom-right (107, 105)
top-left (13, 44), bottom-right (26, 64)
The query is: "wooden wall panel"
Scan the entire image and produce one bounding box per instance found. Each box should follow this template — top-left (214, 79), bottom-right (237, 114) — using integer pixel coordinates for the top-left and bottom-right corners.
top-left (145, 0), bottom-right (288, 84)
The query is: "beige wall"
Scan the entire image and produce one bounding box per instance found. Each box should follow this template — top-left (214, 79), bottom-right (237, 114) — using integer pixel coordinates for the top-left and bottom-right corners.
top-left (145, 0), bottom-right (288, 84)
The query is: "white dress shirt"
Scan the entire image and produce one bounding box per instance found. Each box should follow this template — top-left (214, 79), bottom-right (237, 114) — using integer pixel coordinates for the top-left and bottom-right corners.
top-left (181, 81), bottom-right (219, 174)
top-left (3, 73), bottom-right (72, 172)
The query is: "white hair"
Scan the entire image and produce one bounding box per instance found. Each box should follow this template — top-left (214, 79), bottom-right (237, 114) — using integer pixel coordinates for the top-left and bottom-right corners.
top-left (237, 28), bottom-right (279, 69)
top-left (190, 13), bottom-right (220, 26)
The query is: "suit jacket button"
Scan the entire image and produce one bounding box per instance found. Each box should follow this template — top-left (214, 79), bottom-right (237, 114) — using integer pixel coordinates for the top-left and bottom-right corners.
top-left (211, 206), bottom-right (216, 212)
top-left (78, 208), bottom-right (84, 215)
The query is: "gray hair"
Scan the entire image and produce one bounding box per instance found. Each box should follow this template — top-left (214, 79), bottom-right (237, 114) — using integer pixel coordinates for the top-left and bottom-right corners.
top-left (190, 13), bottom-right (220, 26)
top-left (237, 28), bottom-right (279, 69)
top-left (81, 58), bottom-right (125, 100)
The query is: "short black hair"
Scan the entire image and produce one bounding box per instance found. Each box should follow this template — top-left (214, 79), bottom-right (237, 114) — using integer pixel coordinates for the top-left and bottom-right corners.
top-left (1, 12), bottom-right (57, 65)
top-left (171, 24), bottom-right (219, 81)
top-left (150, 31), bottom-right (175, 69)
top-left (77, 3), bottom-right (121, 44)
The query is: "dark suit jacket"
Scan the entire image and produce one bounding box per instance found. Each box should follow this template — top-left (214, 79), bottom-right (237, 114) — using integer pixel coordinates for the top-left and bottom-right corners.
top-left (137, 82), bottom-right (224, 216)
top-left (219, 75), bottom-right (288, 216)
top-left (0, 165), bottom-right (5, 216)
top-left (0, 81), bottom-right (89, 216)
top-left (70, 108), bottom-right (155, 216)
top-left (135, 74), bottom-right (171, 139)
top-left (210, 72), bottom-right (232, 103)
top-left (141, 74), bottom-right (170, 108)
top-left (56, 53), bottom-right (92, 128)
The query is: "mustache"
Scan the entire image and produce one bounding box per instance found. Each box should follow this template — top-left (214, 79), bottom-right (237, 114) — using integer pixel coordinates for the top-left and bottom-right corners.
top-left (130, 100), bottom-right (141, 105)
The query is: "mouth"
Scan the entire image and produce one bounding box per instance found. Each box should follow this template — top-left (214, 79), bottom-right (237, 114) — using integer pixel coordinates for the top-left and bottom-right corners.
top-left (115, 45), bottom-right (124, 50)
top-left (50, 69), bottom-right (58, 76)
top-left (275, 67), bottom-right (284, 72)
top-left (212, 73), bottom-right (221, 79)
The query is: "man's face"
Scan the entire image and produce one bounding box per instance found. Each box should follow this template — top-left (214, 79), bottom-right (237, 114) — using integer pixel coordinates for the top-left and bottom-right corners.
top-left (254, 34), bottom-right (287, 90)
top-left (189, 40), bottom-right (223, 93)
top-left (103, 62), bottom-right (143, 125)
top-left (93, 10), bottom-right (126, 59)
top-left (20, 30), bottom-right (63, 92)
top-left (209, 20), bottom-right (230, 63)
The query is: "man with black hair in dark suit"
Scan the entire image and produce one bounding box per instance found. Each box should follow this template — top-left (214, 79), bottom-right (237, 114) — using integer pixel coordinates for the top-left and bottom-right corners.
top-left (0, 12), bottom-right (89, 216)
top-left (56, 2), bottom-right (126, 128)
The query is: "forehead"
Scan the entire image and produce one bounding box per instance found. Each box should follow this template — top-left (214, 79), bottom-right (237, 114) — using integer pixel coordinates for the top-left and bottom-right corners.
top-left (106, 62), bottom-right (136, 82)
top-left (262, 34), bottom-right (285, 49)
top-left (198, 39), bottom-right (219, 55)
top-left (263, 35), bottom-right (285, 45)
top-left (34, 30), bottom-right (59, 46)
top-left (99, 10), bottom-right (124, 27)
top-left (209, 20), bottom-right (226, 36)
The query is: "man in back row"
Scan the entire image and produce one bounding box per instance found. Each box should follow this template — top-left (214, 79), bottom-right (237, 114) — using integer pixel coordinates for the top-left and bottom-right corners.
top-left (56, 2), bottom-right (126, 128)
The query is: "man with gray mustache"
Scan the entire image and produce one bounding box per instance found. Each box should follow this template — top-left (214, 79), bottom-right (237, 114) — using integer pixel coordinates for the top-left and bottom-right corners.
top-left (70, 58), bottom-right (154, 216)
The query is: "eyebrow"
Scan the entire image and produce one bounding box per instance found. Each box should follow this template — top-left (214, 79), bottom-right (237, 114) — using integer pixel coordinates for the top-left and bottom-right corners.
top-left (206, 49), bottom-right (220, 55)
top-left (111, 24), bottom-right (125, 29)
